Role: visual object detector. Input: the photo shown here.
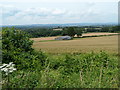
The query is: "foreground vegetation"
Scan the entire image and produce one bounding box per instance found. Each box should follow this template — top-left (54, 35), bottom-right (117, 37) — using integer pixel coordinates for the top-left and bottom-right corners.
top-left (1, 27), bottom-right (119, 88)
top-left (2, 52), bottom-right (118, 88)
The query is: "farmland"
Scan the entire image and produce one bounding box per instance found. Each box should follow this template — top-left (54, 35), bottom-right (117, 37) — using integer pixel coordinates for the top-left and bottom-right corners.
top-left (31, 32), bottom-right (118, 41)
top-left (1, 0), bottom-right (120, 88)
top-left (32, 33), bottom-right (118, 54)
top-left (2, 28), bottom-right (119, 88)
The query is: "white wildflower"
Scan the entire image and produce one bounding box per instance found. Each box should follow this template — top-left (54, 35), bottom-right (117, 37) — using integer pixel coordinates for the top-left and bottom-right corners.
top-left (9, 62), bottom-right (13, 65)
top-left (11, 64), bottom-right (15, 67)
top-left (2, 64), bottom-right (8, 66)
top-left (6, 65), bottom-right (11, 68)
top-left (2, 68), bottom-right (6, 71)
top-left (0, 64), bottom-right (7, 69)
top-left (6, 62), bottom-right (13, 68)
top-left (5, 73), bottom-right (8, 75)
top-left (0, 62), bottom-right (17, 75)
top-left (9, 67), bottom-right (14, 70)
top-left (9, 70), bottom-right (13, 73)
top-left (12, 68), bottom-right (16, 71)
top-left (4, 68), bottom-right (8, 72)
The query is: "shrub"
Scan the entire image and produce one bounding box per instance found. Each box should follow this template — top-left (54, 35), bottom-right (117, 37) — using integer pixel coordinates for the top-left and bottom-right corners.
top-left (2, 27), bottom-right (47, 70)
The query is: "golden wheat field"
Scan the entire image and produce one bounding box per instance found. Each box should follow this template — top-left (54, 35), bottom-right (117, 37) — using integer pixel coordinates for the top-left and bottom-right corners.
top-left (31, 34), bottom-right (118, 54)
top-left (31, 33), bottom-right (118, 42)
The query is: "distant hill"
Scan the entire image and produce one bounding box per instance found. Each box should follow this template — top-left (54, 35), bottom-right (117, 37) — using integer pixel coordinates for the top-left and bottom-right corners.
top-left (1, 22), bottom-right (117, 28)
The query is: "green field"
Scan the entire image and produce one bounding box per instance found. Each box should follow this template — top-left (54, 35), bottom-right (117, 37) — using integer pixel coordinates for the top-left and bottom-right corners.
top-left (32, 35), bottom-right (118, 54)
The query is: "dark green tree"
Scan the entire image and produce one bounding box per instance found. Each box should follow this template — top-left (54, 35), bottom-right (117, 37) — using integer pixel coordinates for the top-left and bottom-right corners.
top-left (111, 26), bottom-right (120, 32)
top-left (63, 27), bottom-right (76, 37)
top-left (49, 30), bottom-right (62, 36)
top-left (101, 27), bottom-right (110, 32)
top-left (75, 28), bottom-right (83, 37)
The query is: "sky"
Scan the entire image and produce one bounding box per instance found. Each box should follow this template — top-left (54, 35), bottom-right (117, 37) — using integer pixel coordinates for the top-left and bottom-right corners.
top-left (0, 0), bottom-right (119, 25)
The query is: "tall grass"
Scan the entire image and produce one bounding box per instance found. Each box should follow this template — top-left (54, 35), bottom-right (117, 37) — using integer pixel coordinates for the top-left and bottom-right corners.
top-left (2, 51), bottom-right (118, 88)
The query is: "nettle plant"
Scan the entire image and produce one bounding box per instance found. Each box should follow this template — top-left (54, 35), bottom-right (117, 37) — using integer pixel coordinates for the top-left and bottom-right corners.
top-left (0, 62), bottom-right (16, 75)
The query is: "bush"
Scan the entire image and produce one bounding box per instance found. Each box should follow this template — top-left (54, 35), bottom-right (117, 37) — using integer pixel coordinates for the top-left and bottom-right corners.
top-left (2, 27), bottom-right (47, 70)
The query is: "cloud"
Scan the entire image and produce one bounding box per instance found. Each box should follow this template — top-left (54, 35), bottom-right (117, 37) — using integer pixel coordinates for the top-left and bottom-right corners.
top-left (0, 2), bottom-right (117, 25)
top-left (0, 5), bottom-right (20, 18)
top-left (2, 6), bottom-right (68, 18)
top-left (0, 0), bottom-right (118, 3)
top-left (1, 5), bottom-right (70, 25)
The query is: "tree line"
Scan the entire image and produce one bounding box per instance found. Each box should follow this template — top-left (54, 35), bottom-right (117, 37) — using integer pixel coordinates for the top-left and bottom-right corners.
top-left (9, 25), bottom-right (120, 38)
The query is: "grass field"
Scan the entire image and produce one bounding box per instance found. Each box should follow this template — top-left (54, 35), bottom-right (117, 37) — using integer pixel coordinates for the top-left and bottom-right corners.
top-left (32, 35), bottom-right (118, 54)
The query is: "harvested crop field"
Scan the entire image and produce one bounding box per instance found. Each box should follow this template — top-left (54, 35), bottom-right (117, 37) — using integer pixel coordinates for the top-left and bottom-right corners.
top-left (31, 33), bottom-right (118, 42)
top-left (32, 35), bottom-right (118, 54)
top-left (81, 32), bottom-right (118, 36)
top-left (31, 36), bottom-right (58, 42)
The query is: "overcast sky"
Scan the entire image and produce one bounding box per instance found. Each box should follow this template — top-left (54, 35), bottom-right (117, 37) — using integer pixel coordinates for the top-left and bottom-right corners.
top-left (0, 0), bottom-right (119, 25)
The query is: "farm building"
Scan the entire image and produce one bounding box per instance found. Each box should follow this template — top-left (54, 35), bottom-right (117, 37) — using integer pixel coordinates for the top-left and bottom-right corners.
top-left (55, 36), bottom-right (72, 40)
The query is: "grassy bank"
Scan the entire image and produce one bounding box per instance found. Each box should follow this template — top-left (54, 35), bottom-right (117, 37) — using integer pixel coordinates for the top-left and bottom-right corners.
top-left (2, 51), bottom-right (118, 88)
